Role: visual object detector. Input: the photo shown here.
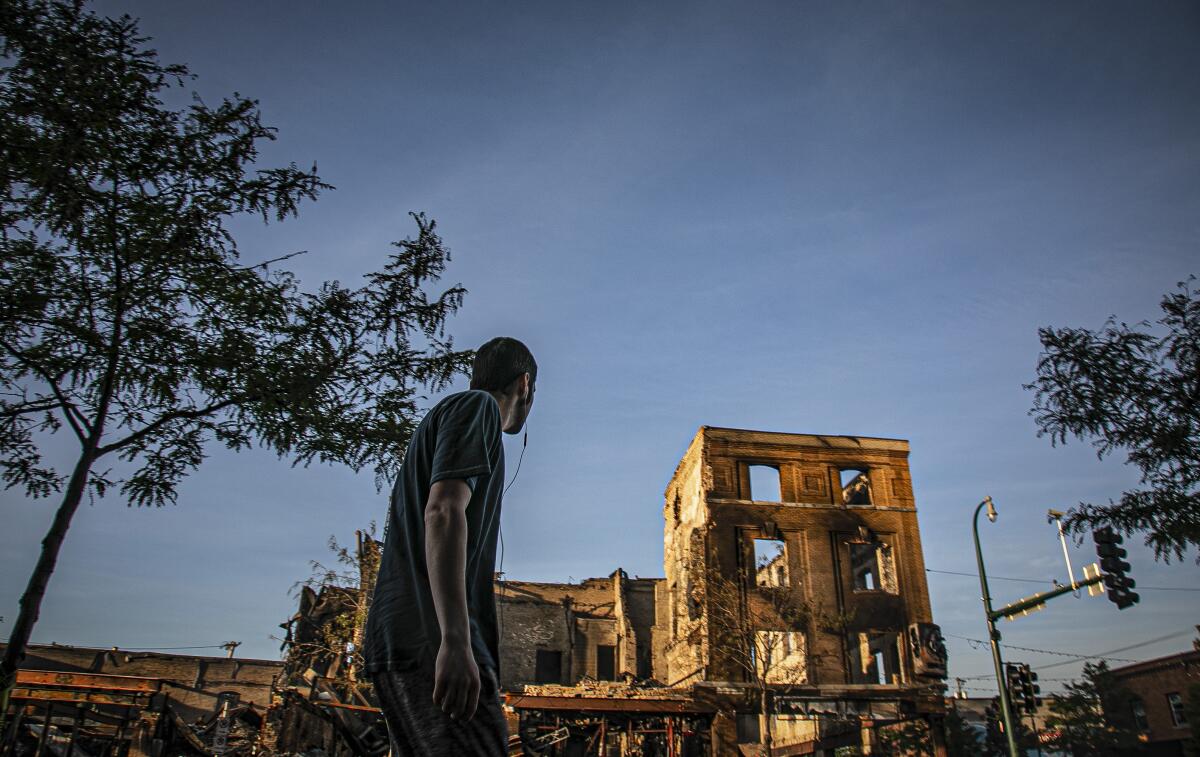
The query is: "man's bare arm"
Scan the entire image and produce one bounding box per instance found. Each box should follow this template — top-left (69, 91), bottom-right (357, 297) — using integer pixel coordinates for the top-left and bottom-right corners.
top-left (424, 478), bottom-right (480, 720)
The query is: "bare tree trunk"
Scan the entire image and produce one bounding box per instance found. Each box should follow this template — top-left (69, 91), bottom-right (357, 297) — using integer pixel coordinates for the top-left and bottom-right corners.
top-left (760, 685), bottom-right (772, 756)
top-left (0, 447), bottom-right (96, 728)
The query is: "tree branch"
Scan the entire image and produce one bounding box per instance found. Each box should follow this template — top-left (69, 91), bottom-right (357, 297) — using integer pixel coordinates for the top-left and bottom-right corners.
top-left (0, 398), bottom-right (62, 419)
top-left (0, 338), bottom-right (90, 443)
top-left (96, 396), bottom-right (246, 456)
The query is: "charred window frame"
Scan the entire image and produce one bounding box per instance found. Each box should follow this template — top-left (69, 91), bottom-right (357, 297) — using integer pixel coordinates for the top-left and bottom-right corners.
top-left (847, 631), bottom-right (904, 685)
top-left (753, 536), bottom-right (789, 588)
top-left (744, 463), bottom-right (782, 502)
top-left (845, 533), bottom-right (898, 594)
top-left (839, 468), bottom-right (873, 506)
top-left (745, 523), bottom-right (795, 590)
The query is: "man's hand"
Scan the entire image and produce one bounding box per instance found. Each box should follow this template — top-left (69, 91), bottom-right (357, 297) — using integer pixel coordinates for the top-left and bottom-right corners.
top-left (432, 636), bottom-right (480, 721)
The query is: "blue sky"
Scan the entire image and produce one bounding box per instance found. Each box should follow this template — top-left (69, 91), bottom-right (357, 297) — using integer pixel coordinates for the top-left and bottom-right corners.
top-left (2, 0), bottom-right (1198, 694)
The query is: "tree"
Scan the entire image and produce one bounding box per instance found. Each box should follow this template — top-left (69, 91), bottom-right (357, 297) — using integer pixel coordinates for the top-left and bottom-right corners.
top-left (0, 0), bottom-right (471, 718)
top-left (876, 708), bottom-right (983, 757)
top-left (282, 526), bottom-right (381, 685)
top-left (1043, 661), bottom-right (1143, 756)
top-left (1027, 277), bottom-right (1200, 561)
top-left (942, 707), bottom-right (983, 757)
top-left (700, 561), bottom-right (833, 755)
top-left (981, 696), bottom-right (1034, 757)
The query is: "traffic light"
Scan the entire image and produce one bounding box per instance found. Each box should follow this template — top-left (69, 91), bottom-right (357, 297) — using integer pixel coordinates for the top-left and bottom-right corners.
top-left (1005, 663), bottom-right (1022, 702)
top-left (1005, 662), bottom-right (1043, 715)
top-left (1093, 527), bottom-right (1140, 609)
top-left (1017, 663), bottom-right (1041, 715)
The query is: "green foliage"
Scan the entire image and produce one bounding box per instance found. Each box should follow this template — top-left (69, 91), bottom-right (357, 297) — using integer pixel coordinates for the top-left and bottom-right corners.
top-left (0, 0), bottom-right (470, 698)
top-left (1027, 278), bottom-right (1200, 561)
top-left (1043, 661), bottom-right (1143, 756)
top-left (876, 710), bottom-right (983, 757)
top-left (943, 707), bottom-right (983, 757)
top-left (981, 697), bottom-right (1034, 757)
top-left (0, 0), bottom-right (471, 504)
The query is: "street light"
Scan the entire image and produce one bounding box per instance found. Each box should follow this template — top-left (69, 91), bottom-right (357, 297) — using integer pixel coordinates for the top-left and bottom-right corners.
top-left (973, 496), bottom-right (1019, 757)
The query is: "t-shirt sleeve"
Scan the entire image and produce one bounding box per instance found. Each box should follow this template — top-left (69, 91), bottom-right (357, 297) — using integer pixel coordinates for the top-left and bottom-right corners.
top-left (430, 393), bottom-right (498, 484)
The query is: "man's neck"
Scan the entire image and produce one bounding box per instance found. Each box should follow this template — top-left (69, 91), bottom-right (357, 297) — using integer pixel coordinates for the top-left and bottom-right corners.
top-left (487, 389), bottom-right (518, 432)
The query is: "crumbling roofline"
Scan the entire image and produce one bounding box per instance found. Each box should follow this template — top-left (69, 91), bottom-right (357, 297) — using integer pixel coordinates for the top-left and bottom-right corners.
top-left (700, 426), bottom-right (910, 450)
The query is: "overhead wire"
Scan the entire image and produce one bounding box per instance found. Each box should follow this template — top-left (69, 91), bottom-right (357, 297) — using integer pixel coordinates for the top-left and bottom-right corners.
top-left (926, 567), bottom-right (1200, 592)
top-left (948, 628), bottom-right (1197, 679)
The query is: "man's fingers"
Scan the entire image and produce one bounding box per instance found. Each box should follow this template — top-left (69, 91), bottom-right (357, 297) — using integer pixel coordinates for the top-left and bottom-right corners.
top-left (448, 679), bottom-right (466, 719)
top-left (463, 677), bottom-right (480, 721)
top-left (432, 677), bottom-right (445, 712)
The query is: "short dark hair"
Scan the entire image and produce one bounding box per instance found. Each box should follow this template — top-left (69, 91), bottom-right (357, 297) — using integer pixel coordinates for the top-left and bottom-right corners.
top-left (470, 337), bottom-right (537, 392)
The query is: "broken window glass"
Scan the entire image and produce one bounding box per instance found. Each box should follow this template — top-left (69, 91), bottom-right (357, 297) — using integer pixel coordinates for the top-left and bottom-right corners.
top-left (847, 632), bottom-right (903, 685)
top-left (753, 537), bottom-right (789, 587)
top-left (848, 541), bottom-right (898, 593)
top-left (840, 468), bottom-right (872, 505)
top-left (748, 464), bottom-right (782, 501)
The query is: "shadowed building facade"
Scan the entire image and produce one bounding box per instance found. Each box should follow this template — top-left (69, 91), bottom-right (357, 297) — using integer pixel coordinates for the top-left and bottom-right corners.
top-left (498, 426), bottom-right (948, 756)
top-left (661, 426), bottom-right (947, 755)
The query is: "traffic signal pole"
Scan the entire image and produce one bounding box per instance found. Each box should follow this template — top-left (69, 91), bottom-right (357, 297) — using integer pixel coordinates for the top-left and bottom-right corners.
top-left (971, 499), bottom-right (1125, 757)
top-left (973, 497), bottom-right (1020, 757)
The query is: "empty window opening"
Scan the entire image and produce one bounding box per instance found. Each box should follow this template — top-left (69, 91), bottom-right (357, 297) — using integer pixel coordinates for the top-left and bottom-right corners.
top-left (848, 632), bottom-right (902, 685)
top-left (840, 468), bottom-right (872, 505)
top-left (596, 644), bottom-right (616, 681)
top-left (848, 541), bottom-right (898, 593)
top-left (754, 630), bottom-right (808, 684)
top-left (753, 537), bottom-right (789, 587)
top-left (749, 465), bottom-right (782, 501)
top-left (534, 649), bottom-right (562, 684)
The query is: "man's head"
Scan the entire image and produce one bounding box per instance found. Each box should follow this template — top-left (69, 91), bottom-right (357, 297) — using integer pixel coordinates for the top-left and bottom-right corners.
top-left (471, 337), bottom-right (537, 434)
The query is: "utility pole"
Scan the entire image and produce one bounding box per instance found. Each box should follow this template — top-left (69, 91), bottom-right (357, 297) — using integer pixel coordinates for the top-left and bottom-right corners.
top-left (971, 499), bottom-right (1114, 757)
top-left (972, 496), bottom-right (1020, 757)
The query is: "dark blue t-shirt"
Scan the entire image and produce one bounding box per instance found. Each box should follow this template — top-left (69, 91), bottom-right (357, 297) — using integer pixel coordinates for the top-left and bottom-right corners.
top-left (363, 390), bottom-right (505, 674)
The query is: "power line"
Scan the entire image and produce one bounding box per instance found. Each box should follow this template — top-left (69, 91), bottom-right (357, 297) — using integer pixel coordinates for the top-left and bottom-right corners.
top-left (944, 633), bottom-right (1138, 664)
top-left (926, 567), bottom-right (1200, 592)
top-left (1030, 630), bottom-right (1197, 672)
top-left (950, 628), bottom-right (1196, 678)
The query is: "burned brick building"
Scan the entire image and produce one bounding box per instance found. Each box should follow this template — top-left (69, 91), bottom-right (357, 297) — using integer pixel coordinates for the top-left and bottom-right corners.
top-left (660, 426), bottom-right (947, 754)
top-left (496, 571), bottom-right (668, 690)
top-left (501, 426), bottom-right (948, 756)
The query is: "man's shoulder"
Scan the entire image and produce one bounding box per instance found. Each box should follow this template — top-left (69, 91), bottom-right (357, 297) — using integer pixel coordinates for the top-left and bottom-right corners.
top-left (432, 389), bottom-right (499, 416)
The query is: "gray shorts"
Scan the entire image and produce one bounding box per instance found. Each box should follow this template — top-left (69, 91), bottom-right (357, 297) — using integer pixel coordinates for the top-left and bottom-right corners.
top-left (372, 658), bottom-right (508, 757)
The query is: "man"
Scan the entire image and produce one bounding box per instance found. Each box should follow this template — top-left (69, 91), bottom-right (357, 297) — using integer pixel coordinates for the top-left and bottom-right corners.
top-left (363, 337), bottom-right (536, 756)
